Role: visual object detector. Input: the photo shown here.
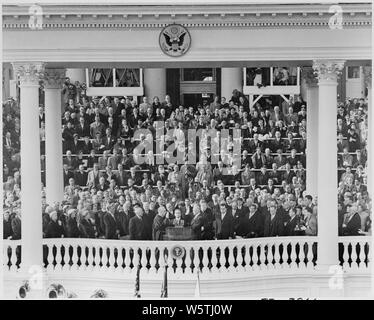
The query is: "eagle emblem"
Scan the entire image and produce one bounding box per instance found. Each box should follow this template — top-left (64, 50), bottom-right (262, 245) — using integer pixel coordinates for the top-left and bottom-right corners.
top-left (159, 24), bottom-right (191, 57)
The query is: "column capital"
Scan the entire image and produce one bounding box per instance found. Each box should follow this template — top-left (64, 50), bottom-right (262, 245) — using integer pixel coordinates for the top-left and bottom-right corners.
top-left (363, 66), bottom-right (372, 89)
top-left (44, 68), bottom-right (66, 89)
top-left (312, 59), bottom-right (345, 83)
top-left (11, 62), bottom-right (46, 86)
top-left (301, 67), bottom-right (318, 87)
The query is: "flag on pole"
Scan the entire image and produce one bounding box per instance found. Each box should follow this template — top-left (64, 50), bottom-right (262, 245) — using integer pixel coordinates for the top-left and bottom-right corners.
top-left (134, 263), bottom-right (141, 298)
top-left (160, 265), bottom-right (168, 298)
top-left (194, 269), bottom-right (201, 298)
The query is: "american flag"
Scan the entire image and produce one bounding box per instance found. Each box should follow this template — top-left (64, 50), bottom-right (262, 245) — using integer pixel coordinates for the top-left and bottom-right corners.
top-left (160, 265), bottom-right (168, 298)
top-left (134, 263), bottom-right (141, 298)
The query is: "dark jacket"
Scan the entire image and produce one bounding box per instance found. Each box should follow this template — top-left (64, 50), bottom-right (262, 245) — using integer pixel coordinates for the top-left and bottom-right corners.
top-left (342, 213), bottom-right (361, 236)
top-left (103, 212), bottom-right (119, 239)
top-left (284, 216), bottom-right (300, 236)
top-left (65, 217), bottom-right (80, 238)
top-left (214, 211), bottom-right (235, 239)
top-left (115, 211), bottom-right (132, 238)
top-left (11, 216), bottom-right (21, 240)
top-left (201, 208), bottom-right (215, 240)
top-left (45, 220), bottom-right (64, 238)
top-left (3, 219), bottom-right (12, 239)
top-left (79, 218), bottom-right (97, 238)
top-left (129, 216), bottom-right (145, 240)
top-left (190, 214), bottom-right (205, 240)
top-left (152, 215), bottom-right (167, 240)
top-left (263, 212), bottom-right (285, 237)
top-left (237, 210), bottom-right (265, 238)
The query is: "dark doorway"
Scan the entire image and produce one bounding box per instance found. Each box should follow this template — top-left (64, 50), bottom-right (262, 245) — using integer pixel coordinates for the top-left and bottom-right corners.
top-left (182, 93), bottom-right (214, 109)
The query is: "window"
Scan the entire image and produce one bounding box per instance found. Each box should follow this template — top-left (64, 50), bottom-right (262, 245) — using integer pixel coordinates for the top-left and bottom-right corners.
top-left (182, 68), bottom-right (215, 82)
top-left (90, 68), bottom-right (113, 87)
top-left (347, 66), bottom-right (360, 79)
top-left (272, 67), bottom-right (298, 86)
top-left (89, 68), bottom-right (141, 87)
top-left (115, 69), bottom-right (141, 87)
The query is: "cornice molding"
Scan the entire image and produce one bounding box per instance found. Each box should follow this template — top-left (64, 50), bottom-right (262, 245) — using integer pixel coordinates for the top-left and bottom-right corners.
top-left (4, 47), bottom-right (371, 64)
top-left (2, 3), bottom-right (372, 30)
top-left (3, 19), bottom-right (372, 30)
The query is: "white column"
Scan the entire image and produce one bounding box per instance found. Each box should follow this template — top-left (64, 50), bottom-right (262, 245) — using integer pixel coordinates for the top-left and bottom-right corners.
top-left (12, 62), bottom-right (45, 273)
top-left (303, 67), bottom-right (319, 197)
top-left (144, 68), bottom-right (166, 100)
top-left (65, 68), bottom-right (86, 83)
top-left (313, 60), bottom-right (345, 269)
top-left (221, 68), bottom-right (243, 100)
top-left (44, 69), bottom-right (65, 205)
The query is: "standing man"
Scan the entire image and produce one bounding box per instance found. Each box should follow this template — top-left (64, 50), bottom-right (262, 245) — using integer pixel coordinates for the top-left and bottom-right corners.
top-left (129, 204), bottom-right (146, 240)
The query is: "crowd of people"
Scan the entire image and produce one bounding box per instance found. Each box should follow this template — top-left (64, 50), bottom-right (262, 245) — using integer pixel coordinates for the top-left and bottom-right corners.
top-left (2, 76), bottom-right (371, 241)
top-left (337, 98), bottom-right (371, 236)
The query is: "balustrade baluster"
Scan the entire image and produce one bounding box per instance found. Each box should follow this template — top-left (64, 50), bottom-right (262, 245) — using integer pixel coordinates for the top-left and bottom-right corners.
top-left (251, 244), bottom-right (259, 271)
top-left (259, 243), bottom-right (267, 270)
top-left (306, 241), bottom-right (314, 269)
top-left (10, 244), bottom-right (18, 272)
top-left (341, 241), bottom-right (349, 269)
top-left (86, 244), bottom-right (94, 271)
top-left (210, 245), bottom-right (218, 272)
top-left (227, 245), bottom-right (236, 272)
top-left (132, 247), bottom-right (140, 273)
top-left (357, 242), bottom-right (364, 269)
top-left (94, 245), bottom-right (101, 271)
top-left (273, 243), bottom-right (281, 269)
top-left (46, 245), bottom-right (54, 271)
top-left (184, 246), bottom-right (193, 274)
top-left (140, 247), bottom-right (147, 272)
top-left (55, 244), bottom-right (63, 272)
top-left (289, 242), bottom-right (297, 268)
top-left (149, 246), bottom-right (157, 273)
top-left (268, 243), bottom-right (275, 269)
top-left (351, 241), bottom-right (359, 270)
top-left (124, 247), bottom-right (131, 272)
top-left (70, 244), bottom-right (78, 270)
top-left (101, 245), bottom-right (109, 271)
top-left (108, 245), bottom-right (116, 271)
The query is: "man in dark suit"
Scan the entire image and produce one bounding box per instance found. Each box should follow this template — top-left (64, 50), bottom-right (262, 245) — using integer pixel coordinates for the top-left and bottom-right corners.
top-left (284, 207), bottom-right (300, 236)
top-left (152, 205), bottom-right (168, 240)
top-left (237, 203), bottom-right (265, 238)
top-left (115, 201), bottom-right (133, 239)
top-left (200, 199), bottom-right (214, 240)
top-left (129, 204), bottom-right (146, 240)
top-left (342, 204), bottom-right (361, 236)
top-left (63, 164), bottom-right (74, 187)
top-left (214, 202), bottom-right (234, 239)
top-left (190, 204), bottom-right (205, 240)
top-left (263, 205), bottom-right (285, 237)
top-left (74, 164), bottom-right (88, 187)
top-left (115, 163), bottom-right (127, 187)
top-left (103, 203), bottom-right (120, 239)
top-left (75, 117), bottom-right (90, 138)
top-left (103, 128), bottom-right (116, 151)
top-left (142, 202), bottom-right (156, 240)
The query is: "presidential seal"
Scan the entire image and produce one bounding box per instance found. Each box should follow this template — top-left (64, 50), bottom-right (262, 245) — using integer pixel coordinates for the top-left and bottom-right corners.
top-left (170, 245), bottom-right (186, 260)
top-left (159, 24), bottom-right (191, 57)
